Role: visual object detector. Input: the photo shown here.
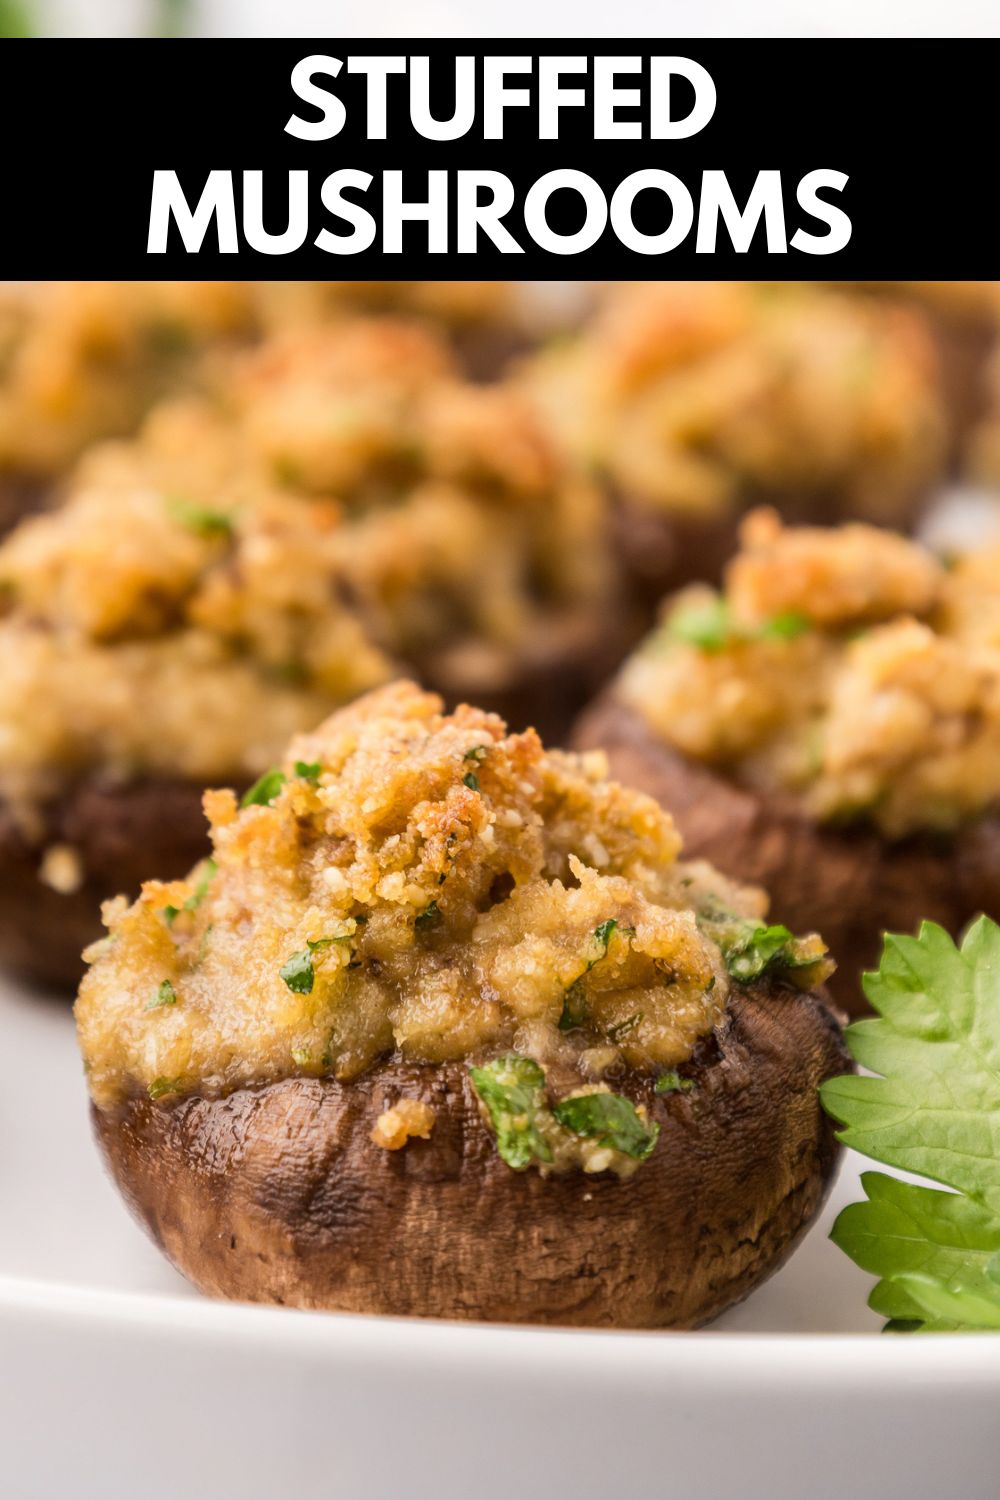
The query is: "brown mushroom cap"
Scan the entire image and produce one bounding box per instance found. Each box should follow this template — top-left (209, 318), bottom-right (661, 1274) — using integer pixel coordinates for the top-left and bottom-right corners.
top-left (573, 691), bottom-right (1000, 1015)
top-left (0, 776), bottom-right (217, 990)
top-left (92, 981), bottom-right (847, 1329)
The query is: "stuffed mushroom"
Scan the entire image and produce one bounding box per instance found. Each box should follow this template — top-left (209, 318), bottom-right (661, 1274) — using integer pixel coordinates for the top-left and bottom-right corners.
top-left (522, 281), bottom-right (948, 601)
top-left (77, 681), bottom-right (847, 1328)
top-left (574, 509), bottom-right (1000, 1013)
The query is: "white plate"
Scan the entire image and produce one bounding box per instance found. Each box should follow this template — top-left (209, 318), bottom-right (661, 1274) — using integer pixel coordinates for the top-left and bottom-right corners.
top-left (1, 973), bottom-right (998, 1500)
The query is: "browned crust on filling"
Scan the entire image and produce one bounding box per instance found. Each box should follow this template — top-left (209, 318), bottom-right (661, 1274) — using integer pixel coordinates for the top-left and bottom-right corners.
top-left (0, 777), bottom-right (220, 990)
top-left (573, 691), bottom-right (1000, 1014)
top-left (91, 983), bottom-right (848, 1329)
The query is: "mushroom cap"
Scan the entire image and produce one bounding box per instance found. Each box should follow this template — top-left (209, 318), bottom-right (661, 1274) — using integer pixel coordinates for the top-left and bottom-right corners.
top-left (573, 691), bottom-right (1000, 1014)
top-left (92, 981), bottom-right (848, 1329)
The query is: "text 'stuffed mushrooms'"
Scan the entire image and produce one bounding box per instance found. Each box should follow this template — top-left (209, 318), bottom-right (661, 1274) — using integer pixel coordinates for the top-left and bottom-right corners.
top-left (574, 509), bottom-right (1000, 1013)
top-left (77, 681), bottom-right (848, 1329)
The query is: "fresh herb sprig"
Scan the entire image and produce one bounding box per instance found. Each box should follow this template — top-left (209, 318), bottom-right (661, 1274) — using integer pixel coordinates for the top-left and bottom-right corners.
top-left (822, 917), bottom-right (1000, 1332)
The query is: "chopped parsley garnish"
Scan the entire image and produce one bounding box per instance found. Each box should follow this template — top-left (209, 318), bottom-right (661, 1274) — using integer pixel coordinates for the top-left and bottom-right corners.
top-left (462, 771), bottom-right (480, 792)
top-left (163, 860), bottom-right (216, 927)
top-left (668, 596), bottom-right (732, 651)
top-left (552, 1092), bottom-right (660, 1161)
top-left (279, 948), bottom-right (316, 995)
top-left (469, 1055), bottom-right (553, 1171)
top-left (279, 936), bottom-right (340, 995)
top-left (592, 918), bottom-right (618, 949)
top-left (148, 1076), bottom-right (183, 1100)
top-left (756, 609), bottom-right (810, 641)
top-left (655, 1070), bottom-right (695, 1095)
top-left (294, 760), bottom-right (322, 785)
top-left (291, 1047), bottom-right (313, 1067)
top-left (667, 596), bottom-right (811, 654)
top-left (558, 919), bottom-right (629, 1031)
top-left (241, 768), bottom-right (287, 808)
top-left (167, 496), bottom-right (234, 538)
top-left (606, 1012), bottom-right (643, 1043)
top-left (822, 917), bottom-right (1000, 1333)
top-left (464, 745), bottom-right (488, 762)
top-left (415, 900), bottom-right (441, 929)
top-left (699, 910), bottom-right (827, 985)
top-left (145, 979), bottom-right (177, 1011)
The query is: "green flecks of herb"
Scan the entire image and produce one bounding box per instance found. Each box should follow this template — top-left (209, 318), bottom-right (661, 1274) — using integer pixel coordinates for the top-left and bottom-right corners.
top-left (464, 745), bottom-right (489, 762)
top-left (592, 918), bottom-right (618, 950)
top-left (667, 596), bottom-right (812, 654)
top-left (280, 948), bottom-right (315, 995)
top-left (756, 609), bottom-right (810, 641)
top-left (415, 900), bottom-right (441, 929)
top-left (241, 768), bottom-right (287, 808)
top-left (164, 856), bottom-right (217, 927)
top-left (655, 1070), bottom-right (695, 1095)
top-left (607, 1012), bottom-right (643, 1043)
top-left (148, 1076), bottom-right (183, 1100)
top-left (699, 910), bottom-right (828, 985)
top-left (668, 596), bottom-right (732, 651)
top-left (291, 1047), bottom-right (312, 1067)
top-left (463, 771), bottom-right (480, 792)
top-left (167, 496), bottom-right (234, 538)
top-left (559, 920), bottom-right (628, 1031)
top-left (279, 936), bottom-right (341, 995)
top-left (558, 980), bottom-right (588, 1032)
top-left (145, 979), bottom-right (177, 1011)
top-left (294, 760), bottom-right (322, 785)
top-left (469, 1055), bottom-right (554, 1171)
top-left (552, 1093), bottom-right (660, 1161)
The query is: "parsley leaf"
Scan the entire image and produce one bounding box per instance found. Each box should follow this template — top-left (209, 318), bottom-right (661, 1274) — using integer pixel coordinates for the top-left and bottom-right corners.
top-left (821, 917), bottom-right (1000, 1332)
top-left (552, 1093), bottom-right (660, 1161)
top-left (462, 770), bottom-right (480, 792)
top-left (414, 900), bottom-right (441, 929)
top-left (558, 919), bottom-right (625, 1030)
top-left (279, 936), bottom-right (340, 996)
top-left (294, 760), bottom-right (322, 785)
top-left (699, 910), bottom-right (830, 985)
top-left (241, 768), bottom-right (287, 808)
top-left (655, 1070), bottom-right (695, 1095)
top-left (145, 979), bottom-right (177, 1011)
top-left (469, 1055), bottom-right (553, 1171)
top-left (167, 496), bottom-right (234, 538)
top-left (668, 597), bottom-right (732, 651)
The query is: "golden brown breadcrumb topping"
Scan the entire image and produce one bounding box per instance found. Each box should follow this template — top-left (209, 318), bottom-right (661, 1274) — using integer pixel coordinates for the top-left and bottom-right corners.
top-left (621, 509), bottom-right (1000, 837)
top-left (76, 683), bottom-right (830, 1110)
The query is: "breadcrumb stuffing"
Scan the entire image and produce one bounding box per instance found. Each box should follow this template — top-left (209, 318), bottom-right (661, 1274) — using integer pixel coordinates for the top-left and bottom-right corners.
top-left (371, 1098), bottom-right (437, 1150)
top-left (76, 681), bottom-right (797, 1109)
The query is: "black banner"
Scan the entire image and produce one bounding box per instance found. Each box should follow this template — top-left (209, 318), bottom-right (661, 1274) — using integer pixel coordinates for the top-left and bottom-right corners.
top-left (2, 38), bottom-right (992, 275)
